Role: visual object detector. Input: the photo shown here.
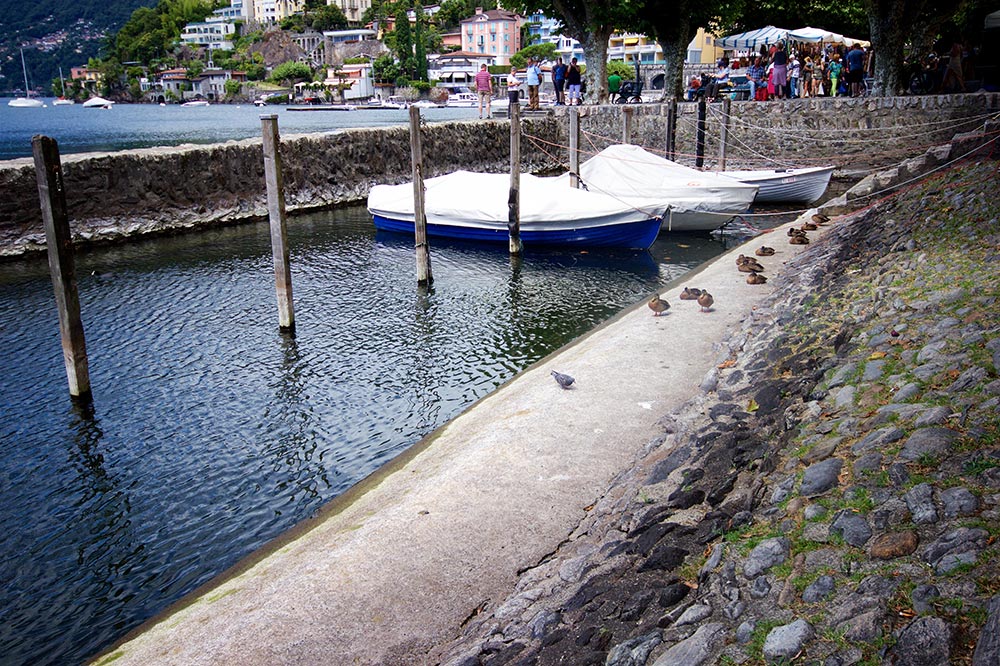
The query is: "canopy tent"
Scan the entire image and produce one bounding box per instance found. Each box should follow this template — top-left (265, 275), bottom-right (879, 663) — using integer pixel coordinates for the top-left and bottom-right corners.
top-left (987, 10), bottom-right (1000, 29)
top-left (715, 26), bottom-right (790, 50)
top-left (787, 26), bottom-right (870, 47)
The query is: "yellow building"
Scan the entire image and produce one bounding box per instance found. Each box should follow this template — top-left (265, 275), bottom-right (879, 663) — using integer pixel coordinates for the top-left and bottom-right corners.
top-left (606, 28), bottom-right (723, 67)
top-left (252, 0), bottom-right (304, 24)
top-left (327, 0), bottom-right (372, 25)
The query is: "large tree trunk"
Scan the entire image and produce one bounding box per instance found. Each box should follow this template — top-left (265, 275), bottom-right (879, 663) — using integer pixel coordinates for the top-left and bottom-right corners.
top-left (868, 0), bottom-right (908, 95)
top-left (580, 28), bottom-right (613, 104)
top-left (660, 27), bottom-right (692, 101)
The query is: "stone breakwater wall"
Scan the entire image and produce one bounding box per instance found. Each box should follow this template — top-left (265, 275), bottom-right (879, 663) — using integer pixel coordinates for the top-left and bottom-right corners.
top-left (0, 118), bottom-right (562, 258)
top-left (571, 92), bottom-right (1000, 170)
top-left (1, 94), bottom-right (997, 258)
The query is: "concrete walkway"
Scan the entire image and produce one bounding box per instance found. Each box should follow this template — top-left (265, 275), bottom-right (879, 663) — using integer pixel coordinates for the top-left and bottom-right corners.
top-left (95, 216), bottom-right (819, 666)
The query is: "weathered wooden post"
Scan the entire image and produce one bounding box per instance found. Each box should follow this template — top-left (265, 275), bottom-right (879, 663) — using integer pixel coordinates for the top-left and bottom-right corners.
top-left (408, 106), bottom-right (433, 285)
top-left (569, 107), bottom-right (581, 189)
top-left (696, 98), bottom-right (707, 168)
top-left (508, 102), bottom-right (523, 255)
top-left (622, 105), bottom-right (633, 144)
top-left (665, 99), bottom-right (677, 161)
top-left (719, 96), bottom-right (731, 170)
top-left (260, 114), bottom-right (295, 332)
top-left (32, 135), bottom-right (91, 399)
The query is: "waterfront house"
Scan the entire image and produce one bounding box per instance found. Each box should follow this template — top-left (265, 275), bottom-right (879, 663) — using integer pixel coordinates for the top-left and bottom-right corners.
top-left (429, 51), bottom-right (494, 89)
top-left (460, 7), bottom-right (522, 66)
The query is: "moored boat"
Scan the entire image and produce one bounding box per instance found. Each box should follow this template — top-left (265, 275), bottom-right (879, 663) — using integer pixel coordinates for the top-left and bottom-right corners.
top-left (569, 145), bottom-right (759, 232)
top-left (82, 96), bottom-right (114, 108)
top-left (181, 99), bottom-right (210, 107)
top-left (7, 49), bottom-right (44, 108)
top-left (446, 92), bottom-right (479, 107)
top-left (715, 165), bottom-right (835, 204)
top-left (367, 170), bottom-right (666, 249)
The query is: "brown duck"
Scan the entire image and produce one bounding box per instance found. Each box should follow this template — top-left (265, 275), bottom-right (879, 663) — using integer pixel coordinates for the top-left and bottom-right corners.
top-left (679, 287), bottom-right (702, 300)
top-left (812, 213), bottom-right (830, 224)
top-left (755, 246), bottom-right (775, 256)
top-left (737, 257), bottom-right (765, 273)
top-left (801, 221), bottom-right (819, 231)
top-left (746, 271), bottom-right (768, 284)
top-left (697, 290), bottom-right (714, 312)
top-left (648, 294), bottom-right (670, 316)
top-left (789, 233), bottom-right (810, 245)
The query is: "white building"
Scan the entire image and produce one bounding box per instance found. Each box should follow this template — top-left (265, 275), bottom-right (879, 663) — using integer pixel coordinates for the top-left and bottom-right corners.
top-left (181, 18), bottom-right (236, 50)
top-left (252, 0), bottom-right (304, 25)
top-left (327, 0), bottom-right (373, 25)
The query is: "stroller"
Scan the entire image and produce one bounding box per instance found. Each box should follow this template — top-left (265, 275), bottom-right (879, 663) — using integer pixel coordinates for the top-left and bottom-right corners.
top-left (613, 79), bottom-right (643, 104)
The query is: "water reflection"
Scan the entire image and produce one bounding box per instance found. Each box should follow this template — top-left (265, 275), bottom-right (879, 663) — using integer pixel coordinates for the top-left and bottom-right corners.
top-left (0, 205), bottom-right (729, 665)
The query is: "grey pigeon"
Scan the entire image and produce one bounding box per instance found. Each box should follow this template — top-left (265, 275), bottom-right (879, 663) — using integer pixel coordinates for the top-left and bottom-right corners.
top-left (551, 370), bottom-right (575, 389)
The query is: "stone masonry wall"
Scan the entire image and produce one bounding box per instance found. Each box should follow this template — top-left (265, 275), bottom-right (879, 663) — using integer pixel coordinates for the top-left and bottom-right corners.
top-left (1, 93), bottom-right (997, 258)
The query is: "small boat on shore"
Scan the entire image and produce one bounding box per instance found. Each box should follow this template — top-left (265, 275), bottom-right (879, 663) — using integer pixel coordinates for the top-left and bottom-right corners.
top-left (569, 145), bottom-right (759, 232)
top-left (368, 170), bottom-right (666, 249)
top-left (716, 165), bottom-right (835, 204)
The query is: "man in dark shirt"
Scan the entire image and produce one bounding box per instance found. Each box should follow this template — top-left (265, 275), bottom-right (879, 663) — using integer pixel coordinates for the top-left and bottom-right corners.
top-left (846, 44), bottom-right (866, 97)
top-left (552, 57), bottom-right (567, 105)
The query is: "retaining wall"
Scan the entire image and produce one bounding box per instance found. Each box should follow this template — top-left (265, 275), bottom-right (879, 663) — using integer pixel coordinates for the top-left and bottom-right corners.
top-left (1, 93), bottom-right (997, 258)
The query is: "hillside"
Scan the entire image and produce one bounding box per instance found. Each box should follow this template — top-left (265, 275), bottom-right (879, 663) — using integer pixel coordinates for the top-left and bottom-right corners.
top-left (0, 0), bottom-right (155, 93)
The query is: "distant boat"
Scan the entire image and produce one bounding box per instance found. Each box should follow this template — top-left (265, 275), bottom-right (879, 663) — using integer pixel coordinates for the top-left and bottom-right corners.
top-left (52, 67), bottom-right (74, 105)
top-left (715, 166), bottom-right (835, 204)
top-left (7, 49), bottom-right (44, 108)
top-left (368, 170), bottom-right (667, 249)
top-left (82, 96), bottom-right (114, 109)
top-left (181, 99), bottom-right (210, 107)
top-left (446, 92), bottom-right (478, 107)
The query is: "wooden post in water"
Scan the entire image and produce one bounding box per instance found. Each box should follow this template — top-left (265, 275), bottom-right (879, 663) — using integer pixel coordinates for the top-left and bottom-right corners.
top-left (260, 114), bottom-right (295, 331)
top-left (408, 106), bottom-right (433, 285)
top-left (508, 102), bottom-right (523, 255)
top-left (569, 107), bottom-right (580, 189)
top-left (32, 135), bottom-right (91, 399)
top-left (719, 96), bottom-right (731, 170)
top-left (665, 99), bottom-right (677, 160)
top-left (622, 106), bottom-right (633, 144)
top-left (695, 98), bottom-right (707, 168)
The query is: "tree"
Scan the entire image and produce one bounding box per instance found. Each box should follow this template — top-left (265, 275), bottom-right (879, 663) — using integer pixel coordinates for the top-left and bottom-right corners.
top-left (434, 0), bottom-right (499, 31)
top-left (373, 52), bottom-right (402, 82)
top-left (311, 4), bottom-right (349, 31)
top-left (509, 41), bottom-right (558, 69)
top-left (413, 1), bottom-right (429, 81)
top-left (270, 61), bottom-right (313, 85)
top-left (511, 1), bottom-right (635, 104)
top-left (394, 6), bottom-right (414, 79)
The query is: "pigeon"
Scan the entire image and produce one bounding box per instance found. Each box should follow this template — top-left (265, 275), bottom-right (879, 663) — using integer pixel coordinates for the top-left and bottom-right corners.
top-left (648, 294), bottom-right (670, 316)
top-left (679, 287), bottom-right (702, 300)
top-left (755, 246), bottom-right (775, 256)
top-left (551, 370), bottom-right (575, 389)
top-left (746, 271), bottom-right (768, 284)
top-left (697, 291), bottom-right (714, 312)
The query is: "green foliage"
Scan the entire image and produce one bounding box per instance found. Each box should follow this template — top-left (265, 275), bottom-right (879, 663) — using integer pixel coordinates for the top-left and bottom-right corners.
top-left (269, 60), bottom-right (313, 84)
top-left (606, 60), bottom-right (633, 79)
top-left (311, 4), bottom-right (349, 31)
top-left (509, 41), bottom-right (558, 69)
top-left (112, 0), bottom-right (217, 64)
top-left (372, 53), bottom-right (401, 83)
top-left (409, 79), bottom-right (432, 92)
top-left (394, 8), bottom-right (414, 78)
top-left (412, 1), bottom-right (429, 81)
top-left (434, 0), bottom-right (498, 31)
top-left (224, 78), bottom-right (242, 97)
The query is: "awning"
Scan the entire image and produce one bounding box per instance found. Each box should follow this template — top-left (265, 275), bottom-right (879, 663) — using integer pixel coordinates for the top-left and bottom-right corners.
top-left (787, 26), bottom-right (870, 47)
top-left (715, 26), bottom-right (789, 50)
top-left (624, 38), bottom-right (640, 46)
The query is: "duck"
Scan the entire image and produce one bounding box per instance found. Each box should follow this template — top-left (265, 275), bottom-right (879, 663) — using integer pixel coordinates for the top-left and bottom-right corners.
top-left (789, 233), bottom-right (810, 245)
top-left (737, 257), bottom-right (765, 273)
top-left (697, 290), bottom-right (714, 312)
top-left (679, 287), bottom-right (702, 300)
top-left (801, 221), bottom-right (819, 231)
top-left (755, 246), bottom-right (775, 257)
top-left (648, 294), bottom-right (670, 316)
top-left (746, 271), bottom-right (768, 284)
top-left (812, 213), bottom-right (830, 224)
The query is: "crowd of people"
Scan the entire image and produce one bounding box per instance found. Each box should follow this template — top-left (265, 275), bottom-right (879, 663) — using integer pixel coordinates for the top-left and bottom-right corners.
top-left (691, 41), bottom-right (871, 102)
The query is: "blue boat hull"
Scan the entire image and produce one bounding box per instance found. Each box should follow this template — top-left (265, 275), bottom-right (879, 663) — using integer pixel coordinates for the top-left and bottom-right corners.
top-left (371, 215), bottom-right (662, 250)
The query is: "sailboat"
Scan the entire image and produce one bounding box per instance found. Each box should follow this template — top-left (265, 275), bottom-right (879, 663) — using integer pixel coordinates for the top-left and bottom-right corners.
top-left (53, 67), bottom-right (74, 105)
top-left (8, 49), bottom-right (45, 108)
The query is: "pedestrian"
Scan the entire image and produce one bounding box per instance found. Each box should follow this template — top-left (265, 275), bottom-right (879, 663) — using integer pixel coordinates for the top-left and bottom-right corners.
top-left (828, 54), bottom-right (843, 97)
top-left (706, 57), bottom-right (730, 102)
top-left (566, 57), bottom-right (582, 105)
top-left (746, 56), bottom-right (765, 101)
top-left (525, 57), bottom-right (542, 110)
top-left (801, 56), bottom-right (813, 98)
top-left (474, 63), bottom-right (492, 119)
top-left (772, 41), bottom-right (788, 98)
top-left (941, 41), bottom-right (965, 93)
top-left (685, 75), bottom-right (702, 101)
top-left (607, 70), bottom-right (622, 101)
top-left (789, 53), bottom-right (800, 98)
top-left (552, 57), bottom-right (567, 105)
top-left (507, 67), bottom-right (521, 105)
top-left (846, 43), bottom-right (866, 97)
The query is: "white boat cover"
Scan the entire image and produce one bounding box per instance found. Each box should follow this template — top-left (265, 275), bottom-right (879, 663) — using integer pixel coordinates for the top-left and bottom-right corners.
top-left (570, 145), bottom-right (758, 219)
top-left (82, 96), bottom-right (114, 107)
top-left (368, 170), bottom-right (667, 230)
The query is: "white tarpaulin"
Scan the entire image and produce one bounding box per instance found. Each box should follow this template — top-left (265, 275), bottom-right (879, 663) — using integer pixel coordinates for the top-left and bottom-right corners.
top-left (715, 26), bottom-right (790, 50)
top-left (787, 26), bottom-right (870, 47)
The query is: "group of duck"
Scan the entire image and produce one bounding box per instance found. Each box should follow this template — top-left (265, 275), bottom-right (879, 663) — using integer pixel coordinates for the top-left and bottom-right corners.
top-left (647, 286), bottom-right (714, 317)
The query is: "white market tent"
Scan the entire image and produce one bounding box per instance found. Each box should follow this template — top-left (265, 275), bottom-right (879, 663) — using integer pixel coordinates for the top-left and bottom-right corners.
top-left (715, 25), bottom-right (789, 50)
top-left (986, 10), bottom-right (1000, 29)
top-left (787, 26), bottom-right (871, 47)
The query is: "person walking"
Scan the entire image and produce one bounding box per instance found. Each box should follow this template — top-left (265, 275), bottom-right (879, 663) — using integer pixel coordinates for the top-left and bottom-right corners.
top-left (566, 57), bottom-right (582, 105)
top-left (846, 43), bottom-right (866, 97)
top-left (525, 57), bottom-right (542, 110)
top-left (772, 41), bottom-right (788, 98)
top-left (552, 57), bottom-right (567, 105)
top-left (474, 63), bottom-right (492, 119)
top-left (607, 70), bottom-right (622, 101)
top-left (507, 67), bottom-right (521, 105)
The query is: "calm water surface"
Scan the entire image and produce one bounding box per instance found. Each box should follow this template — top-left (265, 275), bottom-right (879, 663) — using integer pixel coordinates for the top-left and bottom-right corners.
top-left (0, 206), bottom-right (734, 665)
top-left (0, 101), bottom-right (478, 160)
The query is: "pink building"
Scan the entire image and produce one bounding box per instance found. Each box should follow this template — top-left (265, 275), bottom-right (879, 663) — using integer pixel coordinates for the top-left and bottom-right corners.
top-left (460, 7), bottom-right (521, 66)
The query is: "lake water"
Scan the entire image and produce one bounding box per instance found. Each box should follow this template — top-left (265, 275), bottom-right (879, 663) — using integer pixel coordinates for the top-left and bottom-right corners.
top-left (0, 205), bottom-right (738, 665)
top-left (0, 100), bottom-right (479, 160)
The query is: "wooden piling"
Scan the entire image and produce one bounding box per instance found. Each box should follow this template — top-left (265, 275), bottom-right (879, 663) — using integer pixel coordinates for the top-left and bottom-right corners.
top-left (719, 96), bottom-right (731, 170)
top-left (623, 106), bottom-right (633, 144)
top-left (665, 99), bottom-right (677, 161)
top-left (569, 107), bottom-right (580, 189)
top-left (32, 135), bottom-right (91, 399)
top-left (260, 115), bottom-right (295, 331)
top-left (508, 103), bottom-right (523, 255)
top-left (408, 106), bottom-right (433, 284)
top-left (696, 98), bottom-right (707, 168)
